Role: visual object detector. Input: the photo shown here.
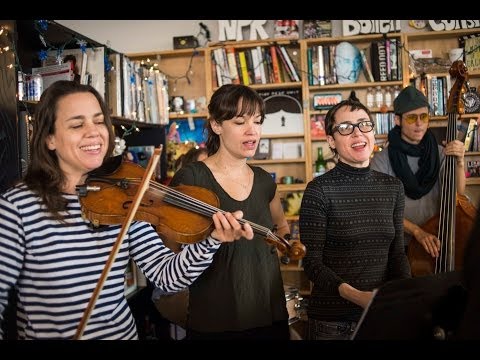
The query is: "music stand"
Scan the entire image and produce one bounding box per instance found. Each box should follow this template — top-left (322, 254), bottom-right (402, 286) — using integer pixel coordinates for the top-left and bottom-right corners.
top-left (352, 271), bottom-right (466, 340)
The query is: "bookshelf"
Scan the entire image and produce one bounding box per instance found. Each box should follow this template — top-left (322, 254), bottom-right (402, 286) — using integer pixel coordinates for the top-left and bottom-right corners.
top-left (403, 29), bottom-right (480, 205)
top-left (302, 33), bottom-right (404, 184)
top-left (122, 29), bottom-right (480, 294)
top-left (126, 48), bottom-right (209, 179)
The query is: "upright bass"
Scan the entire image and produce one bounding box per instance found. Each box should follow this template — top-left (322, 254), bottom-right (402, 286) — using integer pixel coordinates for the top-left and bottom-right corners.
top-left (408, 60), bottom-right (477, 277)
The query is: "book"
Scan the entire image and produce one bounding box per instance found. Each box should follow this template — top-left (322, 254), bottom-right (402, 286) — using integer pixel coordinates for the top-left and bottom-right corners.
top-left (310, 114), bottom-right (326, 139)
top-left (43, 48), bottom-right (86, 84)
top-left (275, 46), bottom-right (295, 82)
top-left (257, 88), bottom-right (303, 135)
top-left (317, 45), bottom-right (325, 86)
top-left (464, 36), bottom-right (480, 71)
top-left (359, 49), bottom-right (374, 82)
top-left (107, 52), bottom-right (123, 117)
top-left (31, 62), bottom-right (74, 91)
top-left (225, 47), bottom-right (240, 84)
top-left (464, 119), bottom-right (478, 151)
top-left (238, 51), bottom-right (250, 86)
top-left (279, 46), bottom-right (300, 82)
top-left (303, 20), bottom-right (332, 39)
top-left (256, 46), bottom-right (267, 84)
top-left (269, 46), bottom-right (282, 83)
top-left (377, 40), bottom-right (388, 82)
top-left (273, 20), bottom-right (300, 40)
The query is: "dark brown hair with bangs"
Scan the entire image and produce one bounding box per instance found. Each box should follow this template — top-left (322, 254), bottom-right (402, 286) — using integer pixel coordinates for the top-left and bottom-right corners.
top-left (205, 84), bottom-right (265, 156)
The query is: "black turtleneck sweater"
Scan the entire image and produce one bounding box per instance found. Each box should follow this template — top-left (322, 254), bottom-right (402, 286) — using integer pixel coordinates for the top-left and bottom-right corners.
top-left (299, 161), bottom-right (411, 322)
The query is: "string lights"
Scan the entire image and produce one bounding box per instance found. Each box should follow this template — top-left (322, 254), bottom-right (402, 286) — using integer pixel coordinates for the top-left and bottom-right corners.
top-left (0, 25), bottom-right (15, 70)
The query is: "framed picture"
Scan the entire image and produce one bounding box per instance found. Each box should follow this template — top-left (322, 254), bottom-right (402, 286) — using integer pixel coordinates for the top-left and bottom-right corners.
top-left (254, 138), bottom-right (270, 160)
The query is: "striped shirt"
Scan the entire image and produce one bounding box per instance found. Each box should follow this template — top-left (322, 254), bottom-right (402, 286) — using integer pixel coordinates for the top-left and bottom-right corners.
top-left (0, 183), bottom-right (220, 339)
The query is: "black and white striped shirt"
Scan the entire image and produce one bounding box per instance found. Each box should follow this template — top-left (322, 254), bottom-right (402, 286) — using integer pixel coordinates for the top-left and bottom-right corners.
top-left (0, 183), bottom-right (220, 339)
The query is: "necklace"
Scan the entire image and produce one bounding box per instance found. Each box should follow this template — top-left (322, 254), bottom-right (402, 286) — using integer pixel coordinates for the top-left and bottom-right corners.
top-left (214, 160), bottom-right (252, 191)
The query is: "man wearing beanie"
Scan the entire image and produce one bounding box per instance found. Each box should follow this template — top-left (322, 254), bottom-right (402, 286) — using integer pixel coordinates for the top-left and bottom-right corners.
top-left (370, 86), bottom-right (466, 260)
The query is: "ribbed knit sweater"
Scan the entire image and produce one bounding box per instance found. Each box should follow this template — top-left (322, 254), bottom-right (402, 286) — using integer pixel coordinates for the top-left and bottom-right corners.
top-left (299, 161), bottom-right (411, 322)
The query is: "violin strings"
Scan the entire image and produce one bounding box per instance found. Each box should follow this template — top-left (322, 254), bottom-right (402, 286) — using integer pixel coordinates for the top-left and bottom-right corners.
top-left (127, 179), bottom-right (290, 248)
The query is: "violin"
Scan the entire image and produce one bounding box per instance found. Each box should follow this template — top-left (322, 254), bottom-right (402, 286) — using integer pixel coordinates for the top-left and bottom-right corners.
top-left (76, 154), bottom-right (306, 263)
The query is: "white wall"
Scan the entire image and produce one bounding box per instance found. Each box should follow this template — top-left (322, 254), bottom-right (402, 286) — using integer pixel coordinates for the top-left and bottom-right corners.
top-left (55, 20), bottom-right (218, 54)
top-left (55, 20), bottom-right (334, 54)
top-left (55, 20), bottom-right (417, 54)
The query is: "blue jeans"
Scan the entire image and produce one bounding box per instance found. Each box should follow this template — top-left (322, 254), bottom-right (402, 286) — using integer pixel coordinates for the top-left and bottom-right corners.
top-left (307, 319), bottom-right (357, 340)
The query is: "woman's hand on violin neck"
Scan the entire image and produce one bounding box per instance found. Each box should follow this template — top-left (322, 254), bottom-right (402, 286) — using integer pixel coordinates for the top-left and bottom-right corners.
top-left (210, 211), bottom-right (254, 242)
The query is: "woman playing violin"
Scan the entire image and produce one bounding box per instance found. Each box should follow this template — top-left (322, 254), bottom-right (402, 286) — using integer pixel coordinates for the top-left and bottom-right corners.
top-left (160, 84), bottom-right (291, 339)
top-left (0, 80), bottom-right (253, 340)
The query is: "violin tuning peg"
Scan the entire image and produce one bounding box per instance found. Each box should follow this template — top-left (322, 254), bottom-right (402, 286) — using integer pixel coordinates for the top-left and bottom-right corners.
top-left (280, 256), bottom-right (290, 265)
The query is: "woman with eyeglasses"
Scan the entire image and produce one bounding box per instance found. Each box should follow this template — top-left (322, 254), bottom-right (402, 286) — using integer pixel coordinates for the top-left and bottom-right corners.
top-left (370, 86), bottom-right (466, 259)
top-left (299, 96), bottom-right (411, 340)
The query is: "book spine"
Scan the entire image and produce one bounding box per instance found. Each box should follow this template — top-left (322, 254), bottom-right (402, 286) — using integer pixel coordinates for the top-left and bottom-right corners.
top-left (269, 46), bottom-right (282, 83)
top-left (256, 46), bottom-right (267, 84)
top-left (276, 45), bottom-right (295, 82)
top-left (307, 47), bottom-right (313, 85)
top-left (359, 49), bottom-right (374, 82)
top-left (238, 51), bottom-right (250, 86)
top-left (385, 39), bottom-right (391, 81)
top-left (370, 43), bottom-right (380, 82)
top-left (317, 45), bottom-right (325, 86)
top-left (250, 48), bottom-right (263, 84)
top-left (377, 40), bottom-right (388, 82)
top-left (226, 47), bottom-right (240, 84)
top-left (390, 38), bottom-right (398, 81)
top-left (329, 44), bottom-right (337, 84)
top-left (322, 45), bottom-right (330, 84)
top-left (280, 46), bottom-right (300, 82)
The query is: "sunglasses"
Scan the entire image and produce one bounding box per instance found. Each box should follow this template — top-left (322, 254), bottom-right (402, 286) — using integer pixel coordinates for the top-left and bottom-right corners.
top-left (332, 120), bottom-right (375, 136)
top-left (403, 113), bottom-right (429, 124)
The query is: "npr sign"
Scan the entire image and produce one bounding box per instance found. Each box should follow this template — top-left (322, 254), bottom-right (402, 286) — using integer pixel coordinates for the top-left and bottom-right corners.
top-left (218, 20), bottom-right (269, 41)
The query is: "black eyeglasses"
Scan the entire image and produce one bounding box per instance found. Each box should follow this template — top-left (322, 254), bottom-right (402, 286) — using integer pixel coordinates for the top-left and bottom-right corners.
top-left (332, 120), bottom-right (375, 136)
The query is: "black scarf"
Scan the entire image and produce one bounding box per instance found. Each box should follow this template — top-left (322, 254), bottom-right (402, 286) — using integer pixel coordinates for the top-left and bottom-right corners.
top-left (388, 125), bottom-right (440, 200)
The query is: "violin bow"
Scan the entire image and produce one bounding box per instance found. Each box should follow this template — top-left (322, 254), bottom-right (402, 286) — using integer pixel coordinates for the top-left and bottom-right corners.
top-left (74, 145), bottom-right (163, 340)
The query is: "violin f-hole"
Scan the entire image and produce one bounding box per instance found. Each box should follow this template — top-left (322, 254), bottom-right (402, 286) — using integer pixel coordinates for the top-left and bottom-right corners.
top-left (123, 199), bottom-right (154, 209)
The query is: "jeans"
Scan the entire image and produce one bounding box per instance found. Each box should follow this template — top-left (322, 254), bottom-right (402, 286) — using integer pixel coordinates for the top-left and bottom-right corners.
top-left (307, 319), bottom-right (357, 340)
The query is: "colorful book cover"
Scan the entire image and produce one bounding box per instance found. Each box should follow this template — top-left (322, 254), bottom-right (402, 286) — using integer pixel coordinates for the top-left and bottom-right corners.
top-left (465, 36), bottom-right (480, 71)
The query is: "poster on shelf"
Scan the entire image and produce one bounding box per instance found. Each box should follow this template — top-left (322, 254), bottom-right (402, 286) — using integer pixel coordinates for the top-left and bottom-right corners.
top-left (257, 88), bottom-right (303, 135)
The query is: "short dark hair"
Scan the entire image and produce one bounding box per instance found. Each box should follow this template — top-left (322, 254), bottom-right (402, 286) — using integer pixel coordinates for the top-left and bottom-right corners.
top-left (325, 98), bottom-right (372, 137)
top-left (324, 98), bottom-right (372, 155)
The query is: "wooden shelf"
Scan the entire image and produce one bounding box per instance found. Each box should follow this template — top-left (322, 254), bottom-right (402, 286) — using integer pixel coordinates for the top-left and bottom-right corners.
top-left (127, 47), bottom-right (206, 59)
top-left (309, 80), bottom-right (403, 92)
top-left (262, 133), bottom-right (304, 139)
top-left (248, 158), bottom-right (305, 165)
top-left (111, 116), bottom-right (165, 128)
top-left (467, 178), bottom-right (480, 185)
top-left (277, 183), bottom-right (306, 192)
top-left (466, 152), bottom-right (480, 156)
top-left (168, 112), bottom-right (208, 119)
